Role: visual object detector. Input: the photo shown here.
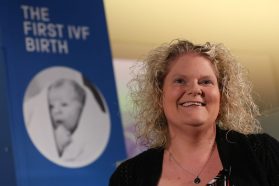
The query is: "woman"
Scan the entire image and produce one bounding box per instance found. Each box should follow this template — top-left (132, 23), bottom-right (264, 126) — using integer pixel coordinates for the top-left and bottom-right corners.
top-left (109, 40), bottom-right (279, 185)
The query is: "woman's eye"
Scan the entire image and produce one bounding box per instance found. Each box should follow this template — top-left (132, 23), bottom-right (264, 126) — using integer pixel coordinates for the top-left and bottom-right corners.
top-left (174, 78), bottom-right (185, 84)
top-left (200, 79), bottom-right (213, 85)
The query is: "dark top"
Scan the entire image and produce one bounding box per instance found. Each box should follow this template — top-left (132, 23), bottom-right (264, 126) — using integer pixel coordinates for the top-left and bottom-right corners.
top-left (109, 128), bottom-right (279, 186)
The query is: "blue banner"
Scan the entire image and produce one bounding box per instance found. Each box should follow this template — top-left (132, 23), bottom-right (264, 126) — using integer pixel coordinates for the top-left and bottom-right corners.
top-left (0, 1), bottom-right (126, 185)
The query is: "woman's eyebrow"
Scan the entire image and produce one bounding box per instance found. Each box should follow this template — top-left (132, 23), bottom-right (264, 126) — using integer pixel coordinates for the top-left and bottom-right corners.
top-left (199, 75), bottom-right (215, 79)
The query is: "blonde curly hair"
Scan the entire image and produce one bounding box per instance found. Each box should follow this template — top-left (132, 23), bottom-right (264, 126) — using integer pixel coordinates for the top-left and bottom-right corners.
top-left (129, 39), bottom-right (262, 148)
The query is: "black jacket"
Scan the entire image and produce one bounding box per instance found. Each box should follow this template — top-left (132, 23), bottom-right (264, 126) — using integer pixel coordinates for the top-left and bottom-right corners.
top-left (109, 128), bottom-right (279, 186)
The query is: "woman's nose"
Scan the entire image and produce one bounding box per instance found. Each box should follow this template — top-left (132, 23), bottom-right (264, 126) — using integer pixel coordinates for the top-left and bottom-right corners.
top-left (187, 83), bottom-right (203, 96)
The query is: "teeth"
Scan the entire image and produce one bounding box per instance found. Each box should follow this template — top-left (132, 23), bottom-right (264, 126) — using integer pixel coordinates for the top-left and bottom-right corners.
top-left (182, 102), bottom-right (204, 107)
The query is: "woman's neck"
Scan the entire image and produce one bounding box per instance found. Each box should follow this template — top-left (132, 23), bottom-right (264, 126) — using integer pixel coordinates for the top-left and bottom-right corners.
top-left (167, 124), bottom-right (216, 158)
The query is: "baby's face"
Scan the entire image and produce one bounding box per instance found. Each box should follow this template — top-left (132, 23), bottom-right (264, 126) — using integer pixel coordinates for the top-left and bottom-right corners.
top-left (48, 84), bottom-right (83, 132)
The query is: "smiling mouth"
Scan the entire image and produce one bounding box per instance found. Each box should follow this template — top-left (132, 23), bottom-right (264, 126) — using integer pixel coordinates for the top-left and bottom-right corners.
top-left (180, 101), bottom-right (206, 107)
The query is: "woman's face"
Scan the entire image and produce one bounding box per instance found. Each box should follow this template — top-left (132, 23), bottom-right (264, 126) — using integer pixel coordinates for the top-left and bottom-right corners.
top-left (162, 53), bottom-right (220, 132)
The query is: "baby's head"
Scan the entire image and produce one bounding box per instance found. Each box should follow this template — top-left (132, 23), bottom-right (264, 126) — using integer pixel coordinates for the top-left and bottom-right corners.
top-left (47, 79), bottom-right (86, 133)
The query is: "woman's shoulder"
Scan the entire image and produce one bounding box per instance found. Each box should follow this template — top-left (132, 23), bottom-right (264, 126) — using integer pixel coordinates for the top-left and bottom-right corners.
top-left (246, 132), bottom-right (279, 150)
top-left (217, 126), bottom-right (279, 151)
top-left (245, 132), bottom-right (279, 163)
top-left (109, 148), bottom-right (164, 186)
top-left (218, 127), bottom-right (279, 184)
top-left (119, 148), bottom-right (164, 172)
top-left (222, 128), bottom-right (279, 153)
top-left (247, 132), bottom-right (279, 184)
